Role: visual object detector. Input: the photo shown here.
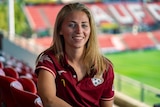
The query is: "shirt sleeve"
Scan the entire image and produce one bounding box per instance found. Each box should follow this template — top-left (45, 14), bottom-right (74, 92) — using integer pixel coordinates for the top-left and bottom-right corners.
top-left (101, 64), bottom-right (114, 101)
top-left (35, 53), bottom-right (57, 78)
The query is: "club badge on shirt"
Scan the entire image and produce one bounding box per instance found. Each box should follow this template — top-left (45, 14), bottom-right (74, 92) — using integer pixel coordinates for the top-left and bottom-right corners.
top-left (91, 74), bottom-right (104, 86)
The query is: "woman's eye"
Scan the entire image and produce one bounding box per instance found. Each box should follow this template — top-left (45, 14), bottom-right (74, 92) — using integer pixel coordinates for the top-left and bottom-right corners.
top-left (82, 24), bottom-right (88, 28)
top-left (68, 23), bottom-right (76, 28)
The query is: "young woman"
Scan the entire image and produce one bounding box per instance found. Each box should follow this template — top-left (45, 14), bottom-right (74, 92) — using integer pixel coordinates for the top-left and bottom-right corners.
top-left (35, 2), bottom-right (114, 107)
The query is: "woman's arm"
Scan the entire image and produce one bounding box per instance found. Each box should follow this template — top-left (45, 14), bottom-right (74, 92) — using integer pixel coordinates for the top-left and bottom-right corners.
top-left (100, 99), bottom-right (114, 107)
top-left (37, 69), bottom-right (72, 107)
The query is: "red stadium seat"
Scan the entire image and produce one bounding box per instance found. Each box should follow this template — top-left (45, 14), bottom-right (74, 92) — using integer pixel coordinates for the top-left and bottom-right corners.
top-left (0, 75), bottom-right (17, 107)
top-left (10, 80), bottom-right (43, 107)
top-left (29, 72), bottom-right (38, 86)
top-left (19, 71), bottom-right (38, 86)
top-left (0, 68), bottom-right (5, 76)
top-left (18, 76), bottom-right (37, 94)
top-left (3, 66), bottom-right (19, 79)
top-left (0, 62), bottom-right (4, 69)
top-left (34, 97), bottom-right (43, 107)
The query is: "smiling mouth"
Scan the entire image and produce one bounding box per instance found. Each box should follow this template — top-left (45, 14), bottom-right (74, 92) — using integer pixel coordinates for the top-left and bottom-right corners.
top-left (72, 36), bottom-right (84, 40)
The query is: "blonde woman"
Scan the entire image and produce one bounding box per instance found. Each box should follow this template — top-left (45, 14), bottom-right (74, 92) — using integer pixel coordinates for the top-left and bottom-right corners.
top-left (35, 2), bottom-right (114, 107)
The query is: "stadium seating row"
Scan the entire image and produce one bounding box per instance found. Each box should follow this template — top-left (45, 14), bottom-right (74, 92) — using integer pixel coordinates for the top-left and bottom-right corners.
top-left (24, 3), bottom-right (160, 32)
top-left (152, 30), bottom-right (160, 43)
top-left (0, 51), bottom-right (123, 107)
top-left (122, 32), bottom-right (155, 50)
top-left (34, 30), bottom-right (160, 53)
top-left (23, 3), bottom-right (160, 54)
top-left (0, 54), bottom-right (43, 107)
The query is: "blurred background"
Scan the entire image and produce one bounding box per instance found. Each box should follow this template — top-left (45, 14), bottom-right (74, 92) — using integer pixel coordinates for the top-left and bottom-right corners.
top-left (0, 0), bottom-right (160, 107)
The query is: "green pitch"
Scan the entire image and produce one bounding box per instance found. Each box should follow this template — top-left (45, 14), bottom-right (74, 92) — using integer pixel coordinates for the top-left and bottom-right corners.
top-left (105, 49), bottom-right (160, 89)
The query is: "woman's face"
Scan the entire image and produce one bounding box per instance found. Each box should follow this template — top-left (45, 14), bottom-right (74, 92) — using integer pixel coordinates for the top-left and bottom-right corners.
top-left (60, 10), bottom-right (91, 50)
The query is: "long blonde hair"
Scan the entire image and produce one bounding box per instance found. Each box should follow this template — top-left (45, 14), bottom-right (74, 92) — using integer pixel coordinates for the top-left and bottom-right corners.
top-left (37, 2), bottom-right (111, 76)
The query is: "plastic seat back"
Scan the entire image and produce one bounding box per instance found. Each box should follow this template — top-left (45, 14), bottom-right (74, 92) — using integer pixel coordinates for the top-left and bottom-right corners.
top-left (3, 66), bottom-right (19, 79)
top-left (0, 61), bottom-right (4, 69)
top-left (18, 76), bottom-right (37, 94)
top-left (34, 97), bottom-right (43, 107)
top-left (10, 80), bottom-right (42, 107)
top-left (0, 75), bottom-right (17, 107)
top-left (0, 68), bottom-right (5, 76)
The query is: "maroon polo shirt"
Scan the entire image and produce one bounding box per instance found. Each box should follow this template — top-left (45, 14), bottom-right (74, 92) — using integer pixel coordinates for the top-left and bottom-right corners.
top-left (35, 50), bottom-right (114, 107)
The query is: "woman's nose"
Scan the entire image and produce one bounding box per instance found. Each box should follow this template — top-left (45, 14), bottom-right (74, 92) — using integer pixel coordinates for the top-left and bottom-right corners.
top-left (75, 25), bottom-right (82, 34)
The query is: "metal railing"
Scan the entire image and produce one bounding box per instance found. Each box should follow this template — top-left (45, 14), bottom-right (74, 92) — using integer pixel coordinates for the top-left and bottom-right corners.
top-left (114, 73), bottom-right (160, 106)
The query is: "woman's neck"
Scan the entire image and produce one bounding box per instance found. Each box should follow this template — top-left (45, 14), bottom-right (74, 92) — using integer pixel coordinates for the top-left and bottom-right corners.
top-left (65, 47), bottom-right (84, 64)
top-left (65, 48), bottom-right (87, 81)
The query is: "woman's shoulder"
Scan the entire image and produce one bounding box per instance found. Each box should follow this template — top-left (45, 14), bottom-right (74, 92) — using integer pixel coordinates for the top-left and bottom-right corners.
top-left (102, 56), bottom-right (114, 74)
top-left (37, 49), bottom-right (58, 63)
top-left (103, 56), bottom-right (113, 66)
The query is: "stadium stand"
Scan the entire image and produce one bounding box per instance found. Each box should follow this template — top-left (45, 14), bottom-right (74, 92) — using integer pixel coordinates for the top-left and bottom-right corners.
top-left (152, 30), bottom-right (160, 43)
top-left (40, 5), bottom-right (62, 27)
top-left (23, 2), bottom-right (160, 53)
top-left (26, 6), bottom-right (47, 30)
top-left (122, 32), bottom-right (155, 50)
top-left (34, 36), bottom-right (52, 48)
top-left (0, 50), bottom-right (42, 107)
top-left (33, 31), bottom-right (158, 53)
top-left (111, 36), bottom-right (126, 51)
top-left (98, 34), bottom-right (118, 53)
top-left (98, 35), bottom-right (115, 47)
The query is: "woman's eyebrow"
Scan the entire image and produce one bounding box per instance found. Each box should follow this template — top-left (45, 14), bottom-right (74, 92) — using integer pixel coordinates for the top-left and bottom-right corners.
top-left (68, 21), bottom-right (89, 23)
top-left (82, 21), bottom-right (89, 24)
top-left (69, 21), bottom-right (76, 23)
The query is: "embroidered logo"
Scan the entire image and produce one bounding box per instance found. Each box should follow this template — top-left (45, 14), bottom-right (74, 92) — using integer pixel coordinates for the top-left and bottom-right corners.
top-left (38, 55), bottom-right (53, 64)
top-left (61, 79), bottom-right (66, 87)
top-left (57, 70), bottom-right (67, 75)
top-left (91, 75), bottom-right (104, 86)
